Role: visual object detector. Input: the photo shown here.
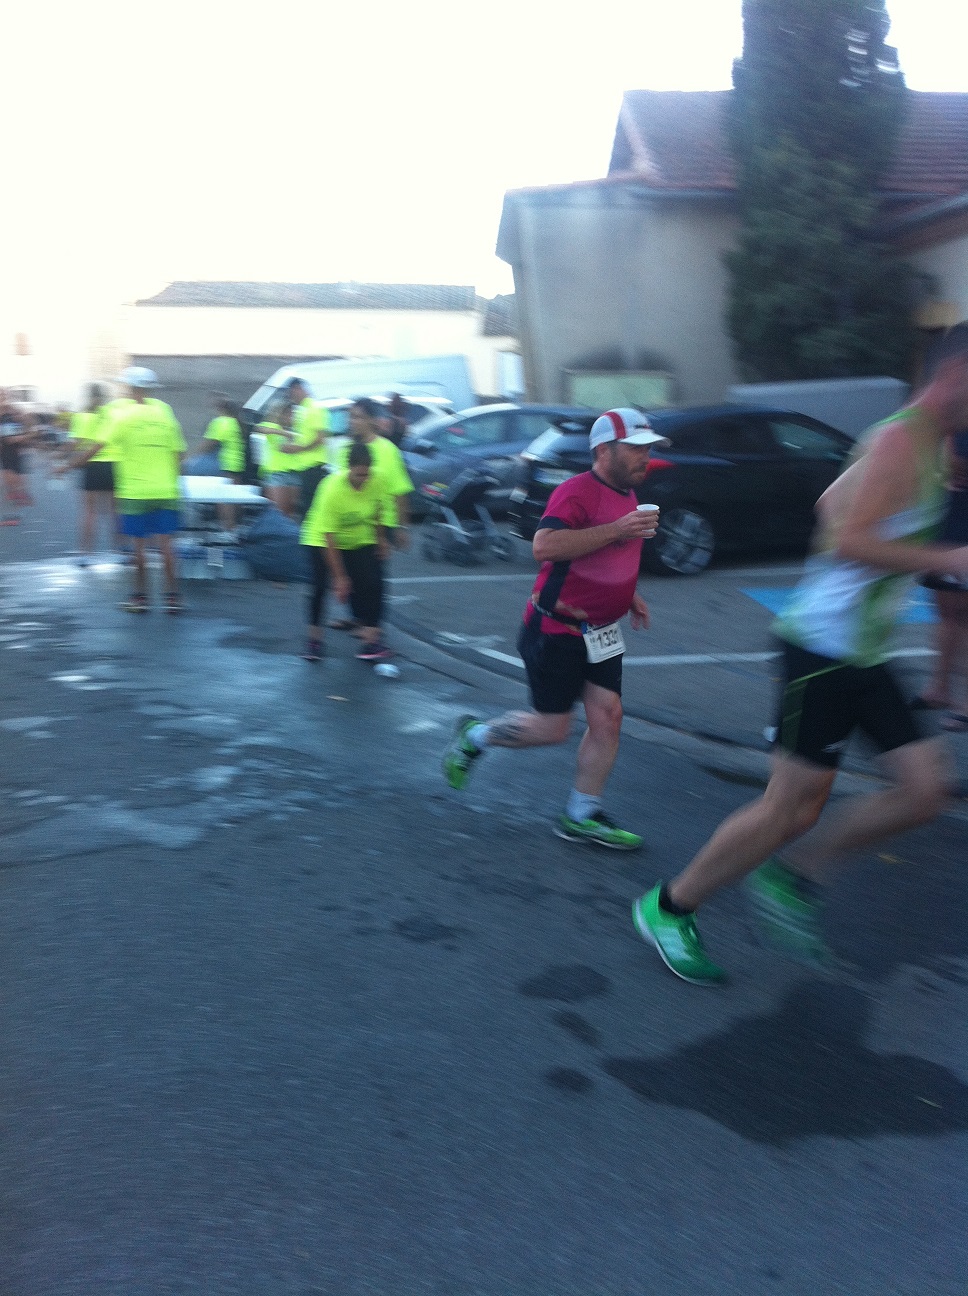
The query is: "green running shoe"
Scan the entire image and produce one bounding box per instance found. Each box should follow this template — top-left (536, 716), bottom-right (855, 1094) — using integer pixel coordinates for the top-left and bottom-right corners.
top-left (745, 858), bottom-right (834, 967)
top-left (442, 715), bottom-right (484, 790)
top-left (554, 810), bottom-right (642, 850)
top-left (633, 885), bottom-right (727, 986)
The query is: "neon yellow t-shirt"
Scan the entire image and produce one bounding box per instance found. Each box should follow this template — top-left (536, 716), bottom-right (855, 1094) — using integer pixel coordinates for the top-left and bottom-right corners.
top-left (290, 400), bottom-right (330, 470)
top-left (256, 422), bottom-right (299, 476)
top-left (300, 469), bottom-right (396, 549)
top-left (329, 435), bottom-right (412, 522)
top-left (70, 408), bottom-right (116, 463)
top-left (205, 415), bottom-right (244, 473)
top-left (107, 399), bottom-right (186, 501)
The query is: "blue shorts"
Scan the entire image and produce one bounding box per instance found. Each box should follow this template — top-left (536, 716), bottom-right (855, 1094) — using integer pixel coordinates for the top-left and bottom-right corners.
top-left (119, 509), bottom-right (181, 538)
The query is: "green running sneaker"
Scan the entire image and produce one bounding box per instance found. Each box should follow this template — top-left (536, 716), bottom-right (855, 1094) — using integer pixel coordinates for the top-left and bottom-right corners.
top-left (633, 885), bottom-right (727, 985)
top-left (554, 810), bottom-right (642, 850)
top-left (442, 715), bottom-right (484, 790)
top-left (745, 858), bottom-right (834, 967)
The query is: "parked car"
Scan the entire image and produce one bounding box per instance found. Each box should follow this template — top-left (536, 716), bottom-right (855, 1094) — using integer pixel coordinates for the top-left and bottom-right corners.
top-left (508, 404), bottom-right (854, 575)
top-left (402, 403), bottom-right (596, 517)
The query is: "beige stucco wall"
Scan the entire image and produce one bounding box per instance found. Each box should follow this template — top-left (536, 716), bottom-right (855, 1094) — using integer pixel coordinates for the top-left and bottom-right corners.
top-left (909, 231), bottom-right (968, 322)
top-left (508, 193), bottom-right (741, 405)
top-left (123, 306), bottom-right (484, 361)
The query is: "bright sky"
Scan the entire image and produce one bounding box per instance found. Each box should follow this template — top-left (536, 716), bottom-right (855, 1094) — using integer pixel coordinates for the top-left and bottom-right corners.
top-left (2, 0), bottom-right (966, 320)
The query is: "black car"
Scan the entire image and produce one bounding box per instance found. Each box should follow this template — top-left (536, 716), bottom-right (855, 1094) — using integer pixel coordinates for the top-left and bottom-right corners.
top-left (402, 403), bottom-right (596, 517)
top-left (508, 404), bottom-right (853, 575)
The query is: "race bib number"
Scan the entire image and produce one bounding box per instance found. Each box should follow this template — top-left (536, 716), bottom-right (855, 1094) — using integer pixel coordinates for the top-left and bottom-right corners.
top-left (583, 621), bottom-right (624, 663)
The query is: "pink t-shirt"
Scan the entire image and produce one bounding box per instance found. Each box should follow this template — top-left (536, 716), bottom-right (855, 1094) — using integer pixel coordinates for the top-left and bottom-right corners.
top-left (526, 471), bottom-right (642, 636)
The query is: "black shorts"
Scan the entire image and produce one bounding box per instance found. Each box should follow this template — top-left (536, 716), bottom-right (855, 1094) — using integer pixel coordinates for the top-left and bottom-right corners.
top-left (775, 639), bottom-right (925, 769)
top-left (517, 613), bottom-right (623, 715)
top-left (0, 442), bottom-right (22, 472)
top-left (82, 461), bottom-right (115, 493)
top-left (342, 545), bottom-right (383, 627)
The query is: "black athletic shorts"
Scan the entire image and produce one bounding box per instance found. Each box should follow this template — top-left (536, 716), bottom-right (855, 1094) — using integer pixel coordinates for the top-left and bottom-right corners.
top-left (774, 639), bottom-right (925, 769)
top-left (0, 442), bottom-right (22, 472)
top-left (82, 461), bottom-right (115, 493)
top-left (517, 612), bottom-right (623, 714)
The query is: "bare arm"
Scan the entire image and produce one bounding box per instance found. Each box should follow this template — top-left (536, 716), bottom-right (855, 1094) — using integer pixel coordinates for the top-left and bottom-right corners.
top-left (58, 439), bottom-right (107, 472)
top-left (831, 425), bottom-right (968, 575)
top-left (532, 508), bottom-right (656, 563)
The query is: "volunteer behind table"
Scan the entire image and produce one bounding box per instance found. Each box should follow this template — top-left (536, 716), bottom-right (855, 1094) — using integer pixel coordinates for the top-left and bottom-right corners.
top-left (198, 396), bottom-right (245, 482)
top-left (257, 404), bottom-right (302, 519)
top-left (299, 441), bottom-right (396, 662)
top-left (197, 395), bottom-right (246, 530)
top-left (285, 378), bottom-right (330, 518)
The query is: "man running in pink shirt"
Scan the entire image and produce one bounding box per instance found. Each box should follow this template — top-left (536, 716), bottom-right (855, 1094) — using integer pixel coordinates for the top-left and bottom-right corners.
top-left (442, 408), bottom-right (666, 848)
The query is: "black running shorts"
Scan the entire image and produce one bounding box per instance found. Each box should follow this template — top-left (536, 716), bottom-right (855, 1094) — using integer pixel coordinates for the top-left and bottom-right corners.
top-left (82, 461), bottom-right (115, 493)
top-left (517, 614), bottom-right (623, 715)
top-left (775, 639), bottom-right (925, 769)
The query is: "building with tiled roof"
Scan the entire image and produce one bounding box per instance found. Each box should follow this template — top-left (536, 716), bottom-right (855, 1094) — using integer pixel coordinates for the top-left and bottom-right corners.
top-left (122, 283), bottom-right (519, 432)
top-left (136, 282), bottom-right (479, 312)
top-left (499, 91), bottom-right (968, 404)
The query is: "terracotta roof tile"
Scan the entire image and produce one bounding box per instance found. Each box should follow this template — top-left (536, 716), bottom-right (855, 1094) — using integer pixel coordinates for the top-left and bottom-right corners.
top-left (608, 89), bottom-right (968, 198)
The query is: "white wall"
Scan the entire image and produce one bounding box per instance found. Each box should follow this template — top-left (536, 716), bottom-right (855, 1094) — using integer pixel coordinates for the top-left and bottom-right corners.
top-left (509, 192), bottom-right (741, 405)
top-left (909, 231), bottom-right (968, 321)
top-left (123, 306), bottom-right (484, 360)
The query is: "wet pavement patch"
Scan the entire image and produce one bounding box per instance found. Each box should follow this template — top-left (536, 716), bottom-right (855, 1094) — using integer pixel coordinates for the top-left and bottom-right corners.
top-left (393, 915), bottom-right (465, 944)
top-left (518, 964), bottom-right (612, 1002)
top-left (544, 1067), bottom-right (595, 1095)
top-left (601, 982), bottom-right (968, 1146)
top-left (551, 1010), bottom-right (602, 1047)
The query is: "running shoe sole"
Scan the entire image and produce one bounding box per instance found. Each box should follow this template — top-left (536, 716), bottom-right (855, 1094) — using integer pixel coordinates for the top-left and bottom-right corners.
top-left (632, 897), bottom-right (724, 986)
top-left (553, 823), bottom-right (641, 849)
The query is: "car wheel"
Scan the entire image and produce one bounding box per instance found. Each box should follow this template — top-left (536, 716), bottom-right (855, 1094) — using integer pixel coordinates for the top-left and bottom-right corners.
top-left (643, 507), bottom-right (715, 576)
top-left (489, 536), bottom-right (515, 562)
top-left (421, 532), bottom-right (441, 562)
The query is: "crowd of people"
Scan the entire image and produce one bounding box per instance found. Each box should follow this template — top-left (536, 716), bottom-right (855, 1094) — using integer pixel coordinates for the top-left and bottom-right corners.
top-left (4, 331), bottom-right (968, 985)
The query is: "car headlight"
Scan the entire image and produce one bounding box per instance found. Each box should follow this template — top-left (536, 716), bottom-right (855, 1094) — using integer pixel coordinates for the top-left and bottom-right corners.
top-left (534, 467), bottom-right (575, 487)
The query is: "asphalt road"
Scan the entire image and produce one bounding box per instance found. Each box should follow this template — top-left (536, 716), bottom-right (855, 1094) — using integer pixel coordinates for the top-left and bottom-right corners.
top-left (1, 467), bottom-right (966, 1295)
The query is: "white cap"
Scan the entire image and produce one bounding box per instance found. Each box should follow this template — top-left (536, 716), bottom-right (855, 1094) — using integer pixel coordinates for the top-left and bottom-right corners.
top-left (118, 366), bottom-right (159, 389)
top-left (589, 408), bottom-right (670, 450)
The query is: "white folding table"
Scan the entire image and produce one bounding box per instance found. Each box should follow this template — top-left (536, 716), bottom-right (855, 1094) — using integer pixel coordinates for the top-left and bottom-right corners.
top-left (178, 476), bottom-right (269, 575)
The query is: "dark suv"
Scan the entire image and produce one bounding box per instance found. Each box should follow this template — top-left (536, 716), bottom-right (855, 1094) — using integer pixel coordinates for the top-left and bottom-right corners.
top-left (508, 404), bottom-right (853, 575)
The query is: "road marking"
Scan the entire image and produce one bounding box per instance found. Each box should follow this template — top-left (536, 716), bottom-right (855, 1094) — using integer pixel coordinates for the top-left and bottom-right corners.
top-left (476, 647), bottom-right (937, 669)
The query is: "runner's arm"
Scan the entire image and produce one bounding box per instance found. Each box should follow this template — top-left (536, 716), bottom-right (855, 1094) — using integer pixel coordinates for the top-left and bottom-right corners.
top-left (831, 428), bottom-right (968, 575)
top-left (533, 510), bottom-right (655, 562)
top-left (58, 439), bottom-right (108, 472)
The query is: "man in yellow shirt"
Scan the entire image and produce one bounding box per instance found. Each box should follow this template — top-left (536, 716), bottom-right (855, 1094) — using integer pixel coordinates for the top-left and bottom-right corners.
top-left (62, 367), bottom-right (186, 613)
top-left (285, 378), bottom-right (330, 517)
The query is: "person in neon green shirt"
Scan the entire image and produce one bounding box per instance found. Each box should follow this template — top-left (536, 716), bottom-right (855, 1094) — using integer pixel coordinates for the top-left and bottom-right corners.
top-left (298, 441), bottom-right (396, 661)
top-left (61, 367), bottom-right (187, 613)
top-left (198, 395), bottom-right (245, 479)
top-left (284, 378), bottom-right (330, 517)
top-left (256, 402), bottom-right (304, 518)
top-left (68, 382), bottom-right (118, 564)
top-left (196, 394), bottom-right (246, 530)
top-left (329, 397), bottom-right (413, 539)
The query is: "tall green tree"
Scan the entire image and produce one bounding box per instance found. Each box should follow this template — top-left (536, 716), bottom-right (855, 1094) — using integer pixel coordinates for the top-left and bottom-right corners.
top-left (726, 0), bottom-right (917, 381)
